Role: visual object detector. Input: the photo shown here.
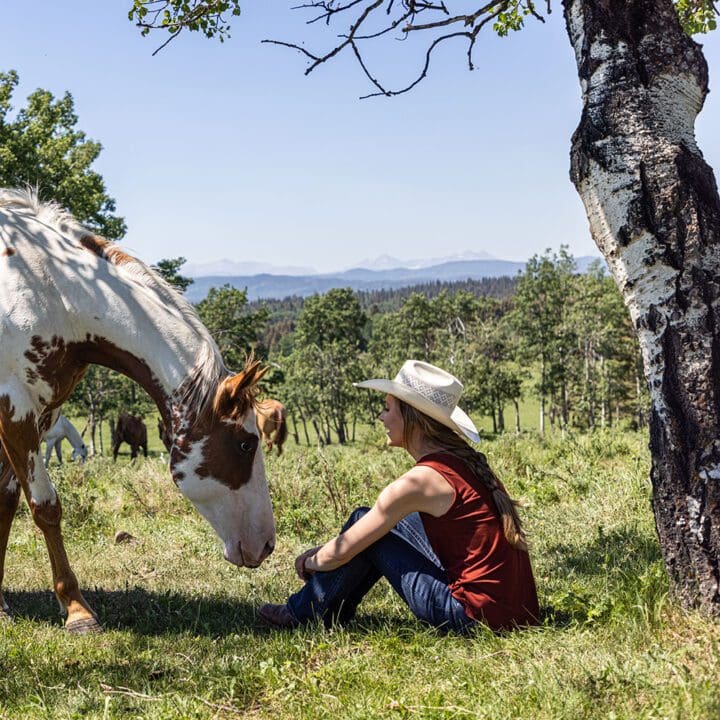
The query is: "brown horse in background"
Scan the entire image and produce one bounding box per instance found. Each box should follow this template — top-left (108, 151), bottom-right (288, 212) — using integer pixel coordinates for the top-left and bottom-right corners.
top-left (256, 399), bottom-right (288, 455)
top-left (112, 413), bottom-right (148, 461)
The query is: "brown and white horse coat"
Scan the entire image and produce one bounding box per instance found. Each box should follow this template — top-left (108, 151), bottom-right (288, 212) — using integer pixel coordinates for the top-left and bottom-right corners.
top-left (0, 188), bottom-right (275, 632)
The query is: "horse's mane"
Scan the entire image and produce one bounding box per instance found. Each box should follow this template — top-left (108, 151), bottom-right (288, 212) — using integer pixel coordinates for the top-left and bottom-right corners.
top-left (0, 187), bottom-right (228, 417)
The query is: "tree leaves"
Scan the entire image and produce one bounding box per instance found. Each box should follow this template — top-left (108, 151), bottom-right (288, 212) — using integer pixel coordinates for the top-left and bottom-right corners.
top-left (674, 0), bottom-right (718, 34)
top-left (153, 257), bottom-right (194, 293)
top-left (195, 284), bottom-right (268, 371)
top-left (128, 0), bottom-right (242, 52)
top-left (0, 70), bottom-right (125, 239)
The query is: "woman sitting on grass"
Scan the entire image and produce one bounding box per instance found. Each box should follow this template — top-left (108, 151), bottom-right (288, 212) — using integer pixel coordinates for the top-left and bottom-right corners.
top-left (259, 360), bottom-right (539, 633)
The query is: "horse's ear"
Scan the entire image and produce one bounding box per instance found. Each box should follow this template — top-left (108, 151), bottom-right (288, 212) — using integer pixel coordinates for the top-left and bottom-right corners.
top-left (252, 363), bottom-right (270, 384)
top-left (214, 361), bottom-right (268, 418)
top-left (239, 359), bottom-right (269, 388)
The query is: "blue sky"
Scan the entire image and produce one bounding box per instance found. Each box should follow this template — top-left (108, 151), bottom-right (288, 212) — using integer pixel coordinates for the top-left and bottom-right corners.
top-left (2, 2), bottom-right (720, 273)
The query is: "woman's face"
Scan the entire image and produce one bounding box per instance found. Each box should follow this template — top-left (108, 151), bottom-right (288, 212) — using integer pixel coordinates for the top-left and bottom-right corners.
top-left (379, 394), bottom-right (404, 447)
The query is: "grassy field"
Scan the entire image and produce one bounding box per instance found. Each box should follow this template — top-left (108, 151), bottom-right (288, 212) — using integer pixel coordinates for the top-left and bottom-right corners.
top-left (2, 427), bottom-right (720, 719)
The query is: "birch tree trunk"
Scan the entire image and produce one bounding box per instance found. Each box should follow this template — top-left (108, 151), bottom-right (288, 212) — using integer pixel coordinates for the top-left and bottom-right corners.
top-left (564, 0), bottom-right (720, 611)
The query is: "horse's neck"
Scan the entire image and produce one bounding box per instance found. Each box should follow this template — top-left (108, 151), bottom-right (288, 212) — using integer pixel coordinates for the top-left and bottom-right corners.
top-left (61, 268), bottom-right (221, 421)
top-left (5, 210), bottom-right (224, 423)
top-left (59, 417), bottom-right (83, 448)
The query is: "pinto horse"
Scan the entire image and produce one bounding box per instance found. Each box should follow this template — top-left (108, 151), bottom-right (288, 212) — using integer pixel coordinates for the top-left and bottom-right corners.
top-left (0, 188), bottom-right (275, 633)
top-left (256, 399), bottom-right (288, 455)
top-left (158, 417), bottom-right (172, 452)
top-left (44, 415), bottom-right (88, 466)
top-left (112, 413), bottom-right (148, 461)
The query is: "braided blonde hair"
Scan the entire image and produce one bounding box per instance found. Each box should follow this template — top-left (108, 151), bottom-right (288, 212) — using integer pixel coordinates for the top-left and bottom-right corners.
top-left (399, 400), bottom-right (528, 552)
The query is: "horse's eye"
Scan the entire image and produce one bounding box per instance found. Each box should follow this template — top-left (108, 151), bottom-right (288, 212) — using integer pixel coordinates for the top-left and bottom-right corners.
top-left (239, 441), bottom-right (254, 452)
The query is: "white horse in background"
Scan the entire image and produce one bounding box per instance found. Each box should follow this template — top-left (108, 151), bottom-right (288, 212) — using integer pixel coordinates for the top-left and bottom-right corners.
top-left (44, 415), bottom-right (88, 466)
top-left (0, 188), bottom-right (275, 634)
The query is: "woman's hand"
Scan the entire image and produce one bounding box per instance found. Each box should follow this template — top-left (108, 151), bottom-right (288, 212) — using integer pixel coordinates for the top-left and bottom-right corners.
top-left (295, 546), bottom-right (321, 582)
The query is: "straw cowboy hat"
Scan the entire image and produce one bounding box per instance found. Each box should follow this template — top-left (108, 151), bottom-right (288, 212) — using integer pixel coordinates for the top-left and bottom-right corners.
top-left (354, 360), bottom-right (480, 443)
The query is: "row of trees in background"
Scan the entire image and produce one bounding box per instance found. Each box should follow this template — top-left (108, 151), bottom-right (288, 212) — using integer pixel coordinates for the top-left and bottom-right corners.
top-left (275, 249), bottom-right (646, 445)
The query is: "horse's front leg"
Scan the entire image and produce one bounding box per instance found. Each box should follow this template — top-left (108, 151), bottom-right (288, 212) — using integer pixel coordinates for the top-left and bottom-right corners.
top-left (27, 469), bottom-right (101, 633)
top-left (0, 407), bottom-right (101, 633)
top-left (25, 446), bottom-right (101, 633)
top-left (0, 455), bottom-right (21, 620)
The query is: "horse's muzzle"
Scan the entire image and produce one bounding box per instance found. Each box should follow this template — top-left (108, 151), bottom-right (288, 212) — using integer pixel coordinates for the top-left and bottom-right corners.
top-left (224, 539), bottom-right (275, 568)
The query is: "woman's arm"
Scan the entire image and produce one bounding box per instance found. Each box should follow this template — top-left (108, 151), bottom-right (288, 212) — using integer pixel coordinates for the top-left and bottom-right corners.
top-left (303, 465), bottom-right (454, 574)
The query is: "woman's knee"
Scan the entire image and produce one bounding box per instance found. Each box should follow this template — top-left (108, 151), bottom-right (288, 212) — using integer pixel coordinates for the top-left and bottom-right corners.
top-left (343, 506), bottom-right (371, 530)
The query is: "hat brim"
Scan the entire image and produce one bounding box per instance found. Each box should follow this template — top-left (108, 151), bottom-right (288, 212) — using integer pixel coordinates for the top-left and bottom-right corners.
top-left (353, 378), bottom-right (480, 444)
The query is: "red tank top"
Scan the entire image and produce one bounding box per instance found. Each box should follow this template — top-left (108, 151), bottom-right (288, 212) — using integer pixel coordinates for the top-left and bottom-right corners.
top-left (417, 452), bottom-right (539, 630)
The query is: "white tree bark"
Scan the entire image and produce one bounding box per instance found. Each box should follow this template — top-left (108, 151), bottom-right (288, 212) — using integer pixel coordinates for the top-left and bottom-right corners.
top-left (564, 0), bottom-right (720, 610)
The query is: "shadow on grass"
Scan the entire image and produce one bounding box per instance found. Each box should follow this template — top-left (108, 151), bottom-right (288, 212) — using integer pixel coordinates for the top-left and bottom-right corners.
top-left (8, 525), bottom-right (657, 637)
top-left (545, 524), bottom-right (662, 578)
top-left (4, 587), bottom-right (271, 636)
top-left (538, 524), bottom-right (665, 627)
top-left (6, 589), bottom-right (476, 638)
top-left (6, 590), bottom-right (520, 639)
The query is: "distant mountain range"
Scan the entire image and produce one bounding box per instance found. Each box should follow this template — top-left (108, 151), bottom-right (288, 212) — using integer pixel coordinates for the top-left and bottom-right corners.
top-left (184, 258), bottom-right (316, 277)
top-left (184, 250), bottom-right (499, 277)
top-left (347, 250), bottom-right (498, 271)
top-left (184, 255), bottom-right (604, 303)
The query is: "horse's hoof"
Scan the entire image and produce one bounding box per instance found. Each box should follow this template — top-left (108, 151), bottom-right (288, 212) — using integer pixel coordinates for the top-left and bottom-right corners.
top-left (0, 609), bottom-right (13, 624)
top-left (65, 616), bottom-right (103, 634)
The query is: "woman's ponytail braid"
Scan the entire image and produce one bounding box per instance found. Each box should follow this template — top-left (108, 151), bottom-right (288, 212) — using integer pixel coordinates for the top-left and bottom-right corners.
top-left (450, 443), bottom-right (528, 552)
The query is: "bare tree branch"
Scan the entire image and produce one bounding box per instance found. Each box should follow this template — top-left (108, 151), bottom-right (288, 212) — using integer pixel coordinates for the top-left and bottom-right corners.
top-left (295, 0), bottom-right (372, 26)
top-left (359, 30), bottom-right (472, 98)
top-left (264, 1), bottom-right (549, 98)
top-left (263, 0), bottom-right (385, 76)
top-left (263, 39), bottom-right (322, 64)
top-left (151, 28), bottom-right (183, 55)
top-left (348, 10), bottom-right (414, 40)
top-left (404, 1), bottom-right (498, 32)
top-left (525, 0), bottom-right (546, 23)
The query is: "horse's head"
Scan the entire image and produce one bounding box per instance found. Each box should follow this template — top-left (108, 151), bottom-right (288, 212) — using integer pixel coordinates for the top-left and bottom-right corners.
top-left (169, 360), bottom-right (275, 568)
top-left (72, 444), bottom-right (88, 463)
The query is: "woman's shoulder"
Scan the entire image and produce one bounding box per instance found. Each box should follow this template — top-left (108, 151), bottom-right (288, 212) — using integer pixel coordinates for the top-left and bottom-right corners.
top-left (416, 451), bottom-right (470, 474)
top-left (399, 464), bottom-right (456, 516)
top-left (416, 450), bottom-right (489, 496)
top-left (397, 461), bottom-right (448, 491)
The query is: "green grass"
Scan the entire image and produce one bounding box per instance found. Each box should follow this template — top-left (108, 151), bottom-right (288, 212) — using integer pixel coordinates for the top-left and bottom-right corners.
top-left (2, 429), bottom-right (720, 719)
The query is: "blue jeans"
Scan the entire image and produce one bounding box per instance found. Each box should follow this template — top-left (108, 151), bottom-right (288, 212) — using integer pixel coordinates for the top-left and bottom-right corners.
top-left (286, 507), bottom-right (475, 633)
